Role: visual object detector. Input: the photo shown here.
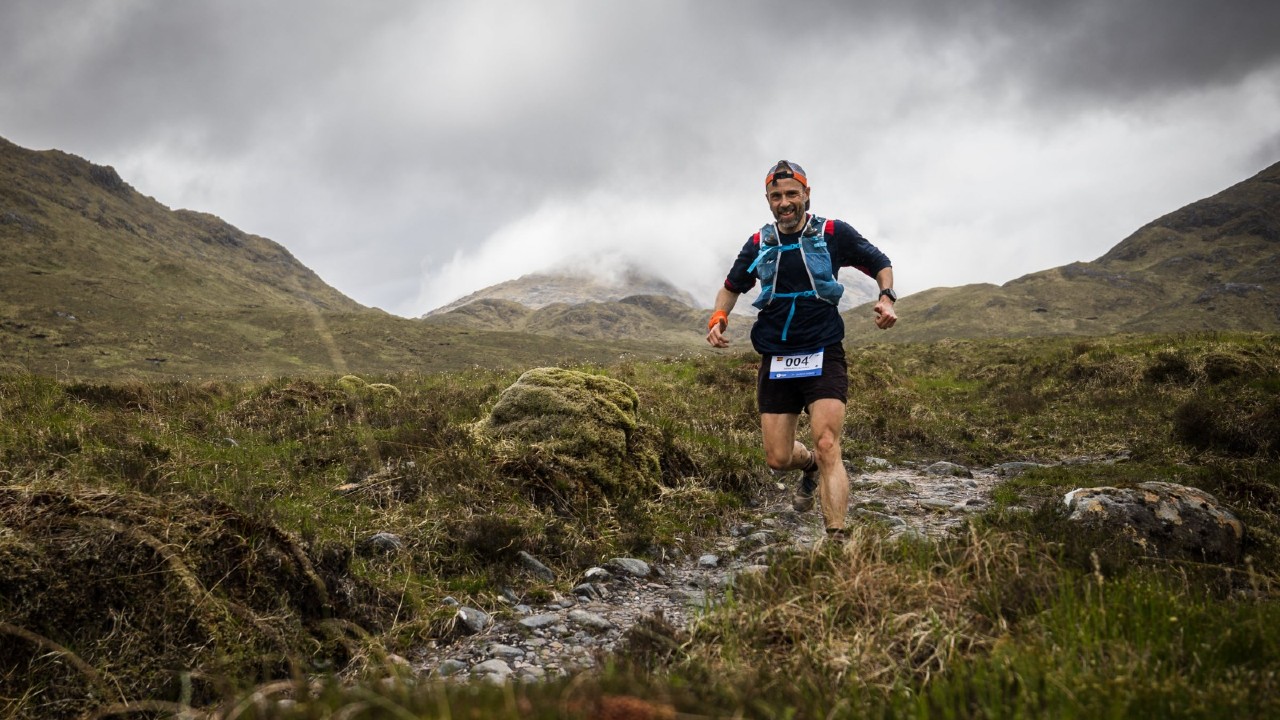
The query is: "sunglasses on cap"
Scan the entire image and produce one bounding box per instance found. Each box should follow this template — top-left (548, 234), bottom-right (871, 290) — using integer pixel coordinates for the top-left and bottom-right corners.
top-left (765, 160), bottom-right (808, 187)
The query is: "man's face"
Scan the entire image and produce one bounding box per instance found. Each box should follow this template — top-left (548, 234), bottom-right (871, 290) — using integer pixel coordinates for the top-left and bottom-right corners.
top-left (766, 178), bottom-right (810, 233)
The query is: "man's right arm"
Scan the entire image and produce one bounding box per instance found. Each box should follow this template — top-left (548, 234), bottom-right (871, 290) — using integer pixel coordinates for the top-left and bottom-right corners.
top-left (708, 235), bottom-right (758, 347)
top-left (706, 286), bottom-right (740, 348)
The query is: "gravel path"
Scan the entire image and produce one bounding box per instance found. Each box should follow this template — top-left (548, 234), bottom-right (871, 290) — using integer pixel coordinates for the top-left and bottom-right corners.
top-left (408, 459), bottom-right (1008, 683)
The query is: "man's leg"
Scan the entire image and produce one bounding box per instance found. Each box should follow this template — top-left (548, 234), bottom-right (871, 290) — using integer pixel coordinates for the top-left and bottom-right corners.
top-left (808, 398), bottom-right (849, 531)
top-left (759, 413), bottom-right (812, 472)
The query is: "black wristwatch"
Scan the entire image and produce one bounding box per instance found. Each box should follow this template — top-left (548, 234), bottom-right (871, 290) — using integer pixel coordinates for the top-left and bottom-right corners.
top-left (879, 288), bottom-right (897, 303)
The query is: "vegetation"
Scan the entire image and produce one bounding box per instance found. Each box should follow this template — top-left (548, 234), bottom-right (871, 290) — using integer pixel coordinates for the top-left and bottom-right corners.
top-left (2, 332), bottom-right (1278, 718)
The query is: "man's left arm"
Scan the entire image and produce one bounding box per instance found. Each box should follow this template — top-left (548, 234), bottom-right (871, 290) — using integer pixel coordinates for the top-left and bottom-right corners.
top-left (833, 220), bottom-right (896, 330)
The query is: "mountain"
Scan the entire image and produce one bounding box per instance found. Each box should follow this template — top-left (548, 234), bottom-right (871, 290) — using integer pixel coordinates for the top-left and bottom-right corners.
top-left (423, 292), bottom-right (708, 346)
top-left (426, 266), bottom-right (702, 314)
top-left (844, 160), bottom-right (1280, 344)
top-left (421, 264), bottom-right (709, 344)
top-left (0, 137), bottom-right (691, 379)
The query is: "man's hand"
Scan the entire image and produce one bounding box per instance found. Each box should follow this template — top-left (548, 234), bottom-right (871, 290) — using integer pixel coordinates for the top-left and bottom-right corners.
top-left (706, 311), bottom-right (730, 347)
top-left (706, 289), bottom-right (739, 348)
top-left (873, 298), bottom-right (897, 329)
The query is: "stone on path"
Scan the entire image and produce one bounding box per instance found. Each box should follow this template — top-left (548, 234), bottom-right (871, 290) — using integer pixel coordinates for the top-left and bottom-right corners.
top-left (606, 557), bottom-right (652, 577)
top-left (473, 658), bottom-right (513, 684)
top-left (455, 606), bottom-right (491, 635)
top-left (925, 461), bottom-right (973, 478)
top-left (518, 614), bottom-right (562, 632)
top-left (568, 609), bottom-right (615, 632)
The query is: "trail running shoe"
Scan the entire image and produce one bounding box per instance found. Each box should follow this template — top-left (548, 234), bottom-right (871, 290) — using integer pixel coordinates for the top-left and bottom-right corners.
top-left (792, 468), bottom-right (818, 512)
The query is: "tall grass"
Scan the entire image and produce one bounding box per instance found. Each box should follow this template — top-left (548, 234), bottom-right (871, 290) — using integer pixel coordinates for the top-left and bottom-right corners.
top-left (2, 332), bottom-right (1278, 718)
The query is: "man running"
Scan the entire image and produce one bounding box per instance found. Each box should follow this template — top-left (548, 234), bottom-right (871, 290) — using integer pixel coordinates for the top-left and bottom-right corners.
top-left (706, 160), bottom-right (897, 538)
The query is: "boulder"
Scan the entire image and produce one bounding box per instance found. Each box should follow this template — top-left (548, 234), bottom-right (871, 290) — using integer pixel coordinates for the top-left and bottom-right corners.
top-left (1063, 481), bottom-right (1244, 563)
top-left (477, 367), bottom-right (662, 509)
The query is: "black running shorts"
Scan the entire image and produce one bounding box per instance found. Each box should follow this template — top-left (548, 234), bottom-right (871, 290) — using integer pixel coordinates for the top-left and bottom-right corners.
top-left (756, 343), bottom-right (848, 415)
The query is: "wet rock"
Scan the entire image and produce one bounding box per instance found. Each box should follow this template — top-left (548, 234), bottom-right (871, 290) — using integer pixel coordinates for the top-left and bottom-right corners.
top-left (572, 583), bottom-right (609, 601)
top-left (455, 606), bottom-right (492, 635)
top-left (854, 508), bottom-right (907, 527)
top-left (473, 658), bottom-right (513, 683)
top-left (606, 558), bottom-right (652, 578)
top-left (995, 461), bottom-right (1049, 477)
top-left (582, 567), bottom-right (612, 583)
top-left (888, 526), bottom-right (926, 543)
top-left (518, 614), bottom-right (561, 632)
top-left (517, 551), bottom-right (556, 581)
top-left (568, 610), bottom-right (614, 632)
top-left (436, 658), bottom-right (468, 677)
top-left (925, 461), bottom-right (973, 478)
top-left (1063, 481), bottom-right (1244, 563)
top-left (488, 644), bottom-right (525, 661)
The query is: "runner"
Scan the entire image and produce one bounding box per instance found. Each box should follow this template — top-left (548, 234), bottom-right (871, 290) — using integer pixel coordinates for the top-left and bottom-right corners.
top-left (706, 160), bottom-right (898, 538)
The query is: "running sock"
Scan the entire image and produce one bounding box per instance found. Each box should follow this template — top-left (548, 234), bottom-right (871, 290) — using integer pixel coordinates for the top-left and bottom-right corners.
top-left (801, 449), bottom-right (818, 473)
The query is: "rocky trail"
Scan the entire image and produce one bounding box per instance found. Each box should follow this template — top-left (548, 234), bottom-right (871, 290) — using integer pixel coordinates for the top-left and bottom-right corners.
top-left (408, 459), bottom-right (1016, 684)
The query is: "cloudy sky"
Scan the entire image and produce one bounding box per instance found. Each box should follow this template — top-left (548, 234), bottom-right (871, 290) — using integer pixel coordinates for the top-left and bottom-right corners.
top-left (3, 1), bottom-right (1279, 317)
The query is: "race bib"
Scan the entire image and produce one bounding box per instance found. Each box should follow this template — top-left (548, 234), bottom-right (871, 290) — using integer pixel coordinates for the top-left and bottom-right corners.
top-left (769, 349), bottom-right (824, 379)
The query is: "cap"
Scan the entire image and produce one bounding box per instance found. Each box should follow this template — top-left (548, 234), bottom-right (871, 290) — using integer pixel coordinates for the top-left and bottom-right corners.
top-left (765, 160), bottom-right (808, 188)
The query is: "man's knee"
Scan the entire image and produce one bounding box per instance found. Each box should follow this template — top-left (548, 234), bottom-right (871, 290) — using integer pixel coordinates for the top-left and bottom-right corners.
top-left (815, 431), bottom-right (840, 457)
top-left (765, 452), bottom-right (792, 471)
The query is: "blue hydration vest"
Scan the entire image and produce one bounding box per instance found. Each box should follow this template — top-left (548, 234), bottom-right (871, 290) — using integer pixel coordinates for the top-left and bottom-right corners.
top-left (747, 214), bottom-right (845, 342)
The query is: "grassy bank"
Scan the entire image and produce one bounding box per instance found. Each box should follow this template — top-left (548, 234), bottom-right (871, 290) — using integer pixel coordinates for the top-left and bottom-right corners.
top-left (1, 332), bottom-right (1277, 718)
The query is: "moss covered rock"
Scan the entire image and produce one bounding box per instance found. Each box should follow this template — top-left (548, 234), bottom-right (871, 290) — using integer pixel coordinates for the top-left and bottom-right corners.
top-left (479, 367), bottom-right (662, 512)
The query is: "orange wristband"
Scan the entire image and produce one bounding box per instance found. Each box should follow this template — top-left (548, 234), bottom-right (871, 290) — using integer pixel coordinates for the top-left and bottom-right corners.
top-left (708, 310), bottom-right (728, 331)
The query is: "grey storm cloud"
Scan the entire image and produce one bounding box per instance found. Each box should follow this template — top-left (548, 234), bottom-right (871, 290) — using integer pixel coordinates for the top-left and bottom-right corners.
top-left (2, 0), bottom-right (1279, 316)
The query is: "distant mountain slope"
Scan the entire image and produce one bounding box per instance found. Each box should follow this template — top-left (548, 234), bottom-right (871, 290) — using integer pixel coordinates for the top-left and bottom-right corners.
top-left (426, 266), bottom-right (702, 315)
top-left (847, 160), bottom-right (1280, 343)
top-left (0, 137), bottom-right (693, 379)
top-left (424, 293), bottom-right (707, 346)
top-left (0, 137), bottom-right (362, 314)
top-left (422, 263), bottom-right (710, 345)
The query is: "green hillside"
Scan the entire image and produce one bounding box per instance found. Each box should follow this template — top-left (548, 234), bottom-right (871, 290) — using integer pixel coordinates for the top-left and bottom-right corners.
top-left (0, 138), bottom-right (692, 379)
top-left (852, 159), bottom-right (1280, 344)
